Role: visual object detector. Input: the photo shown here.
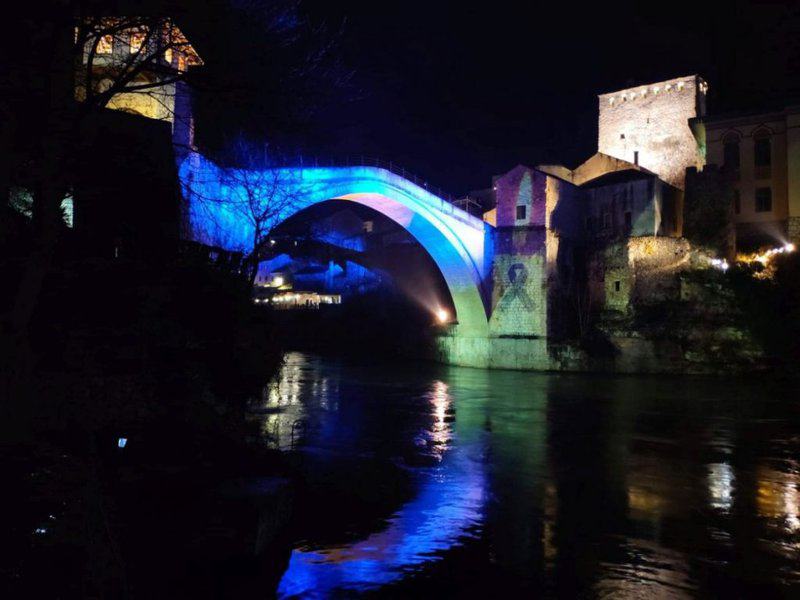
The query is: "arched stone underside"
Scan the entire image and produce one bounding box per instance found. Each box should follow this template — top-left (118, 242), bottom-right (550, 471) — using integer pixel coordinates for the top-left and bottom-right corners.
top-left (180, 154), bottom-right (491, 340)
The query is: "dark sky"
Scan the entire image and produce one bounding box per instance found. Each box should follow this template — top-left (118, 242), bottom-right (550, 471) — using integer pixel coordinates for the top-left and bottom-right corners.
top-left (194, 1), bottom-right (800, 195)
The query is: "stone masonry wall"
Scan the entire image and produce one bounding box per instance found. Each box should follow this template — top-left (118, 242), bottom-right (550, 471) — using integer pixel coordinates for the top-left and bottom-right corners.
top-left (489, 228), bottom-right (547, 337)
top-left (598, 75), bottom-right (706, 190)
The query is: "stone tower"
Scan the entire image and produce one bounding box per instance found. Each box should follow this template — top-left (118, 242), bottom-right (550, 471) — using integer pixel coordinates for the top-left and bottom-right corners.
top-left (598, 75), bottom-right (708, 189)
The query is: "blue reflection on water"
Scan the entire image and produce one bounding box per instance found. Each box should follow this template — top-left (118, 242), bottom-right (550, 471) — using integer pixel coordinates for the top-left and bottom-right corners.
top-left (278, 457), bottom-right (485, 597)
top-left (277, 396), bottom-right (486, 597)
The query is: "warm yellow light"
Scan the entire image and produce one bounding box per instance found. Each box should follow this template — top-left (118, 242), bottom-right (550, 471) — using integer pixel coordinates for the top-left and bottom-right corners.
top-left (436, 309), bottom-right (449, 323)
top-left (273, 276), bottom-right (284, 287)
top-left (130, 32), bottom-right (145, 53)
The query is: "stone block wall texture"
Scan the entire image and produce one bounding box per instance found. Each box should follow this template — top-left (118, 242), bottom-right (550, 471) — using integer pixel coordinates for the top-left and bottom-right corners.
top-left (494, 165), bottom-right (547, 227)
top-left (489, 253), bottom-right (546, 337)
top-left (588, 236), bottom-right (693, 312)
top-left (598, 76), bottom-right (706, 190)
top-left (628, 237), bottom-right (691, 304)
top-left (789, 217), bottom-right (800, 244)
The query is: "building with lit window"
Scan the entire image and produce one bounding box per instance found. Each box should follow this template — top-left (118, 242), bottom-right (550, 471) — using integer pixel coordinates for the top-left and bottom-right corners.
top-left (69, 18), bottom-right (202, 259)
top-left (692, 106), bottom-right (800, 248)
top-left (75, 18), bottom-right (202, 133)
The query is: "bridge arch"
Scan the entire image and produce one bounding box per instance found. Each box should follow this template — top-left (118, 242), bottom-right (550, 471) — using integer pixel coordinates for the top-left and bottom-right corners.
top-left (180, 154), bottom-right (490, 337)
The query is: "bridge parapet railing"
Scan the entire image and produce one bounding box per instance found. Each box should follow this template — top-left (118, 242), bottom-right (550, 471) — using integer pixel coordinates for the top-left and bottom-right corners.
top-left (297, 155), bottom-right (458, 207)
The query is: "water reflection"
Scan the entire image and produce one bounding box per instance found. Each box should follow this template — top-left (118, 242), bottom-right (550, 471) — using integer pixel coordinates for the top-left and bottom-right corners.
top-left (708, 462), bottom-right (735, 512)
top-left (757, 464), bottom-right (800, 534)
top-left (255, 353), bottom-right (800, 597)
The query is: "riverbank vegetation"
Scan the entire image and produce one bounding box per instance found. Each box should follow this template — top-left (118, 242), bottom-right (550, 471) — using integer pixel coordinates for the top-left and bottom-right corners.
top-left (0, 254), bottom-right (290, 597)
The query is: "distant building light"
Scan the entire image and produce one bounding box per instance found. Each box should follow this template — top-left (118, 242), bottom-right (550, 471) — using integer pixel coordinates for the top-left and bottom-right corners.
top-left (273, 276), bottom-right (285, 287)
top-left (97, 35), bottom-right (114, 54)
top-left (117, 437), bottom-right (127, 448)
top-left (130, 31), bottom-right (145, 53)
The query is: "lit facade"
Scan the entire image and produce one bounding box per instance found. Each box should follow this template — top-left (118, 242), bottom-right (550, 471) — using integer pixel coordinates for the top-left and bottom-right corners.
top-left (693, 106), bottom-right (800, 247)
top-left (598, 75), bottom-right (707, 190)
top-left (75, 18), bottom-right (201, 136)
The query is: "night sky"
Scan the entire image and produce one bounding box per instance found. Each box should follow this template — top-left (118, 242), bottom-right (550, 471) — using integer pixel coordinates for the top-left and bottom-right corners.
top-left (192, 1), bottom-right (800, 195)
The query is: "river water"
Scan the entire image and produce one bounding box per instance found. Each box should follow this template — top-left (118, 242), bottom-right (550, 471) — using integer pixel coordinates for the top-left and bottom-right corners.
top-left (252, 352), bottom-right (800, 598)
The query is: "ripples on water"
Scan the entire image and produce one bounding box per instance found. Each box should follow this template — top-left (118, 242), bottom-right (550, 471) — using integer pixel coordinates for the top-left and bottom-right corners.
top-left (248, 353), bottom-right (800, 598)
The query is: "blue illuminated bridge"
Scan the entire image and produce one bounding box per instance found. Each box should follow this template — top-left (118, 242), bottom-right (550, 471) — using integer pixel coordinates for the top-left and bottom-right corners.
top-left (179, 153), bottom-right (493, 340)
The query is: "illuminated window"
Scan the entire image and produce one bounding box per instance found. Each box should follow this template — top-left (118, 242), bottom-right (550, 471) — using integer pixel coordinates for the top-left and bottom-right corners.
top-left (130, 32), bottom-right (145, 53)
top-left (754, 130), bottom-right (771, 168)
top-left (516, 205), bottom-right (527, 220)
top-left (164, 48), bottom-right (173, 64)
top-left (755, 187), bottom-right (772, 212)
top-left (97, 34), bottom-right (113, 54)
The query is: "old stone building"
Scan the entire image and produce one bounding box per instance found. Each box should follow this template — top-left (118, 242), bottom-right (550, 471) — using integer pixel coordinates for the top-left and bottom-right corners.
top-left (70, 19), bottom-right (202, 258)
top-left (692, 105), bottom-right (800, 248)
top-left (470, 75), bottom-right (720, 370)
top-left (76, 19), bottom-right (201, 130)
top-left (597, 75), bottom-right (707, 190)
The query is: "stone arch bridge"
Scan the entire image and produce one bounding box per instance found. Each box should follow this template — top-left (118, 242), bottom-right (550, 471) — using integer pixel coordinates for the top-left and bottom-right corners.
top-left (180, 154), bottom-right (498, 365)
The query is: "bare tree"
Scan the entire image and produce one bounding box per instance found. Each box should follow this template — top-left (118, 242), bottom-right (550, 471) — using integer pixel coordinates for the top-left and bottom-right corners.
top-left (203, 136), bottom-right (304, 283)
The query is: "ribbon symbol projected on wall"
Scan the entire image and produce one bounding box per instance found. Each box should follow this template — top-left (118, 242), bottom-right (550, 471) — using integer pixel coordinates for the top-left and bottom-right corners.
top-left (503, 263), bottom-right (533, 310)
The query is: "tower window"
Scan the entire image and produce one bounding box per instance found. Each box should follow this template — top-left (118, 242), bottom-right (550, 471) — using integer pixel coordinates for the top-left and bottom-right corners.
top-left (755, 187), bottom-right (772, 212)
top-left (723, 133), bottom-right (740, 172)
top-left (516, 205), bottom-right (527, 220)
top-left (754, 131), bottom-right (771, 168)
top-left (620, 133), bottom-right (626, 140)
top-left (614, 281), bottom-right (621, 292)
